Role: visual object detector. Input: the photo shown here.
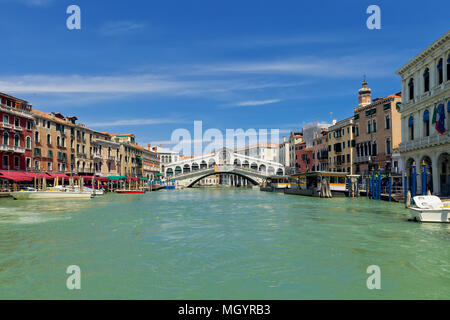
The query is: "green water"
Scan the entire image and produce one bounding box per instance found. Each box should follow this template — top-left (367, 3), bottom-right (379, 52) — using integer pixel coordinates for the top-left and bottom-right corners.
top-left (0, 188), bottom-right (448, 299)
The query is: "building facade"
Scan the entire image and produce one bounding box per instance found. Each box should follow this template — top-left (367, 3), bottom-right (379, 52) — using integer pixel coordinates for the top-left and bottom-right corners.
top-left (32, 110), bottom-right (73, 173)
top-left (92, 132), bottom-right (121, 177)
top-left (279, 136), bottom-right (290, 168)
top-left (397, 31), bottom-right (450, 196)
top-left (0, 93), bottom-right (34, 171)
top-left (312, 129), bottom-right (329, 171)
top-left (294, 141), bottom-right (313, 173)
top-left (353, 80), bottom-right (402, 176)
top-left (327, 116), bottom-right (355, 174)
top-left (287, 131), bottom-right (303, 174)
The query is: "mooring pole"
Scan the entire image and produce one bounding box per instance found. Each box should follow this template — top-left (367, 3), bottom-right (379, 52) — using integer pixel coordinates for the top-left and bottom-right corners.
top-left (412, 162), bottom-right (417, 198)
top-left (421, 161), bottom-right (427, 195)
top-left (388, 174), bottom-right (392, 202)
top-left (404, 174), bottom-right (408, 204)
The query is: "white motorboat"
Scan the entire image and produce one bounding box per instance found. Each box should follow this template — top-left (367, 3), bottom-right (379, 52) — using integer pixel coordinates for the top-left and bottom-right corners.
top-left (10, 190), bottom-right (93, 200)
top-left (409, 195), bottom-right (450, 223)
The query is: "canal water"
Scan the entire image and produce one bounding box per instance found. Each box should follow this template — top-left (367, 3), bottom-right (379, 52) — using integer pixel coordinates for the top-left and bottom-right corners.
top-left (0, 188), bottom-right (448, 299)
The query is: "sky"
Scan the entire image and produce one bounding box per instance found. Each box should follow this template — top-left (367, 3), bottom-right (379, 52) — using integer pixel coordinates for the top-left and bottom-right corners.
top-left (0, 0), bottom-right (449, 150)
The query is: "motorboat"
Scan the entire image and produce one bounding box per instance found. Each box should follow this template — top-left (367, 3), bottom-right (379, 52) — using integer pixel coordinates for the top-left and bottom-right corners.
top-left (115, 190), bottom-right (145, 194)
top-left (10, 189), bottom-right (93, 200)
top-left (409, 195), bottom-right (450, 223)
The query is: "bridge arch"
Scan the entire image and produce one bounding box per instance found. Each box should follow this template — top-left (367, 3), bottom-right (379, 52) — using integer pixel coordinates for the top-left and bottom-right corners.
top-left (187, 171), bottom-right (259, 188)
top-left (175, 166), bottom-right (182, 175)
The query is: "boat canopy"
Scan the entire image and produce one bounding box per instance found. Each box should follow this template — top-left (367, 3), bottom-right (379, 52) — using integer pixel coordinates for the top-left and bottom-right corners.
top-left (108, 176), bottom-right (127, 180)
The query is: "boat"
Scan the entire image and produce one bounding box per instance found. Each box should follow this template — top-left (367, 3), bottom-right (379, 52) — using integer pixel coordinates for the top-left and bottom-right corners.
top-left (284, 171), bottom-right (347, 197)
top-left (115, 190), bottom-right (145, 194)
top-left (409, 195), bottom-right (450, 223)
top-left (260, 176), bottom-right (290, 192)
top-left (10, 190), bottom-right (93, 200)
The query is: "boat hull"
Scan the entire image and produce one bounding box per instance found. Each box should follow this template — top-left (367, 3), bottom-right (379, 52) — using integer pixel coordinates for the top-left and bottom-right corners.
top-left (409, 207), bottom-right (450, 223)
top-left (11, 191), bottom-right (93, 200)
top-left (115, 190), bottom-right (145, 194)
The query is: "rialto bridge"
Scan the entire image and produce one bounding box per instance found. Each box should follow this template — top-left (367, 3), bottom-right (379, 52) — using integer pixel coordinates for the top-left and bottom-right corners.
top-left (163, 148), bottom-right (285, 187)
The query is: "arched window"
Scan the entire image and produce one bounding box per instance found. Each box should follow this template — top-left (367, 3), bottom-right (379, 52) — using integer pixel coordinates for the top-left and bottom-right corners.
top-left (423, 68), bottom-right (430, 92)
top-left (437, 58), bottom-right (443, 85)
top-left (35, 131), bottom-right (39, 143)
top-left (14, 134), bottom-right (19, 147)
top-left (57, 136), bottom-right (60, 147)
top-left (408, 116), bottom-right (414, 140)
top-left (47, 134), bottom-right (51, 145)
top-left (423, 109), bottom-right (430, 137)
top-left (26, 136), bottom-right (31, 149)
top-left (408, 78), bottom-right (414, 100)
top-left (3, 132), bottom-right (8, 145)
top-left (447, 54), bottom-right (450, 81)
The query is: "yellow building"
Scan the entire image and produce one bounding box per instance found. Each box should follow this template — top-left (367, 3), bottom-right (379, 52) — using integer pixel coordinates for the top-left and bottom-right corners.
top-left (327, 116), bottom-right (356, 174)
top-left (92, 131), bottom-right (121, 177)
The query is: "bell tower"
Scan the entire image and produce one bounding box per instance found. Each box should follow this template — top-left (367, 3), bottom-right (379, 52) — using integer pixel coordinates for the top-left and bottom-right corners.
top-left (358, 77), bottom-right (372, 107)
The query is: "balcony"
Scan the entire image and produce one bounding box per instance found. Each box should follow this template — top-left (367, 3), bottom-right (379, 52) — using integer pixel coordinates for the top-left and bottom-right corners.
top-left (354, 155), bottom-right (372, 163)
top-left (399, 133), bottom-right (450, 153)
top-left (14, 126), bottom-right (22, 132)
top-left (107, 155), bottom-right (116, 162)
top-left (9, 145), bottom-right (25, 154)
top-left (93, 152), bottom-right (102, 159)
top-left (2, 122), bottom-right (12, 129)
top-left (0, 144), bottom-right (9, 152)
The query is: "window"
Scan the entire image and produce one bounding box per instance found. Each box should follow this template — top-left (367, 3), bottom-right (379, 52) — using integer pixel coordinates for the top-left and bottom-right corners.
top-left (47, 134), bottom-right (51, 145)
top-left (26, 136), bottom-right (31, 149)
top-left (35, 131), bottom-right (39, 143)
top-left (47, 162), bottom-right (52, 171)
top-left (355, 126), bottom-right (359, 137)
top-left (447, 54), bottom-right (450, 81)
top-left (26, 121), bottom-right (32, 130)
top-left (385, 115), bottom-right (391, 129)
top-left (437, 58), bottom-right (443, 85)
top-left (47, 121), bottom-right (51, 129)
top-left (408, 79), bottom-right (414, 100)
top-left (26, 158), bottom-right (31, 169)
top-left (3, 115), bottom-right (9, 124)
top-left (367, 120), bottom-right (371, 134)
top-left (386, 138), bottom-right (391, 155)
top-left (408, 116), bottom-right (414, 140)
top-left (3, 132), bottom-right (8, 145)
top-left (3, 156), bottom-right (8, 168)
top-left (372, 119), bottom-right (377, 133)
top-left (372, 142), bottom-right (377, 156)
top-left (14, 156), bottom-right (19, 168)
top-left (14, 134), bottom-right (19, 147)
top-left (423, 68), bottom-right (430, 92)
top-left (57, 136), bottom-right (60, 147)
top-left (14, 118), bottom-right (20, 128)
top-left (423, 109), bottom-right (430, 137)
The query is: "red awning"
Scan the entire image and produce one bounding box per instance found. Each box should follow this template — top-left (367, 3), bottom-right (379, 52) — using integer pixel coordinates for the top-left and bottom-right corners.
top-left (0, 171), bottom-right (33, 182)
top-left (127, 177), bottom-right (140, 181)
top-left (45, 173), bottom-right (69, 180)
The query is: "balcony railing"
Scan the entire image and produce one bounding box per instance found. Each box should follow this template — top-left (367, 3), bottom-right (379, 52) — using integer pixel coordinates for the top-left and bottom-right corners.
top-left (354, 155), bottom-right (372, 163)
top-left (399, 133), bottom-right (450, 153)
top-left (9, 145), bottom-right (25, 153)
top-left (14, 126), bottom-right (22, 131)
top-left (2, 122), bottom-right (12, 129)
top-left (93, 152), bottom-right (102, 159)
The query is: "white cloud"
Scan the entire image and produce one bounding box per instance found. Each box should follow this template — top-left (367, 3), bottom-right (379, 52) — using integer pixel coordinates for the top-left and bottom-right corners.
top-left (234, 99), bottom-right (281, 107)
top-left (87, 118), bottom-right (184, 128)
top-left (99, 21), bottom-right (145, 36)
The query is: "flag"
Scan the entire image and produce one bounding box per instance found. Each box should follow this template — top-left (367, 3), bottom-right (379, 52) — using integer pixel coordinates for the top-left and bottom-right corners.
top-left (432, 105), bottom-right (437, 124)
top-left (435, 104), bottom-right (446, 134)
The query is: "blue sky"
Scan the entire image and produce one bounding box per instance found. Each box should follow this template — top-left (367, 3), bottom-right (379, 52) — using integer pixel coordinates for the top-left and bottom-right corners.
top-left (0, 0), bottom-right (449, 148)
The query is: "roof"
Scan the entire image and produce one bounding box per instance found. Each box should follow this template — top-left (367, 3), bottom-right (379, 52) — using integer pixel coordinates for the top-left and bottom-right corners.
top-left (396, 30), bottom-right (450, 76)
top-left (0, 92), bottom-right (28, 104)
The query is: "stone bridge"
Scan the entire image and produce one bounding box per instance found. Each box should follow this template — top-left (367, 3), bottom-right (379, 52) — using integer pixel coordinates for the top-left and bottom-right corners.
top-left (163, 148), bottom-right (285, 187)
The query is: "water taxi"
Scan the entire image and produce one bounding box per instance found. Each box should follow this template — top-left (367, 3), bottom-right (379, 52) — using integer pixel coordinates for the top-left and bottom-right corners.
top-left (260, 176), bottom-right (290, 192)
top-left (284, 171), bottom-right (347, 197)
top-left (11, 189), bottom-right (93, 200)
top-left (409, 195), bottom-right (450, 223)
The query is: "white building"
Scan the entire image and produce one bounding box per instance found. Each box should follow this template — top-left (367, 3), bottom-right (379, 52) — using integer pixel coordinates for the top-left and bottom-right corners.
top-left (151, 145), bottom-right (180, 174)
top-left (234, 143), bottom-right (280, 163)
top-left (302, 121), bottom-right (333, 147)
top-left (396, 30), bottom-right (450, 196)
top-left (279, 136), bottom-right (290, 168)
